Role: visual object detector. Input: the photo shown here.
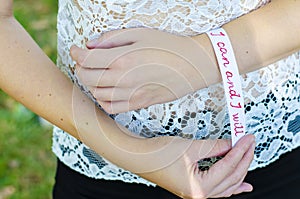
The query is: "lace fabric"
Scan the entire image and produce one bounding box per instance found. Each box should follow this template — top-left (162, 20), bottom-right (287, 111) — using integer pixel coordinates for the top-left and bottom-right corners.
top-left (53, 0), bottom-right (300, 185)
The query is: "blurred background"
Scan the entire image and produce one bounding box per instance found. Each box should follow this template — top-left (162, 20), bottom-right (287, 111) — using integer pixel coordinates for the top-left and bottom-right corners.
top-left (0, 0), bottom-right (58, 198)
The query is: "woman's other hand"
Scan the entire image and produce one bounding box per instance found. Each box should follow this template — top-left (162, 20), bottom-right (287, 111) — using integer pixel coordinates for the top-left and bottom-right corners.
top-left (80, 111), bottom-right (256, 199)
top-left (70, 28), bottom-right (218, 114)
top-left (140, 135), bottom-right (255, 198)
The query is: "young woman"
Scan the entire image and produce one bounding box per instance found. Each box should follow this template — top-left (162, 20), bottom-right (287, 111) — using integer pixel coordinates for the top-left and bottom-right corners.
top-left (1, 0), bottom-right (299, 198)
top-left (0, 1), bottom-right (256, 198)
top-left (68, 0), bottom-right (300, 198)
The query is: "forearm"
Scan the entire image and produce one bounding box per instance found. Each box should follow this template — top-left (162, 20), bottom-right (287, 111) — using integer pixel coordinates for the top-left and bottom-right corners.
top-left (0, 17), bottom-right (77, 136)
top-left (194, 0), bottom-right (300, 87)
top-left (0, 17), bottom-right (162, 172)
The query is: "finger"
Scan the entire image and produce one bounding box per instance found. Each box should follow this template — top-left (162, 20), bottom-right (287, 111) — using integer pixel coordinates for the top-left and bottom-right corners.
top-left (99, 98), bottom-right (150, 114)
top-left (201, 135), bottom-right (255, 191)
top-left (98, 101), bottom-right (130, 114)
top-left (76, 67), bottom-right (121, 87)
top-left (91, 87), bottom-right (132, 102)
top-left (72, 45), bottom-right (134, 69)
top-left (71, 45), bottom-right (111, 68)
top-left (210, 173), bottom-right (247, 198)
top-left (86, 28), bottom-right (143, 49)
top-left (232, 182), bottom-right (253, 195)
top-left (209, 140), bottom-right (255, 196)
top-left (213, 141), bottom-right (255, 191)
top-left (211, 182), bottom-right (253, 198)
top-left (188, 139), bottom-right (232, 162)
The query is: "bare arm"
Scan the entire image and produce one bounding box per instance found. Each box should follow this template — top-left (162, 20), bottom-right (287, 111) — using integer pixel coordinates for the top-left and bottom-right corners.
top-left (0, 1), bottom-right (257, 198)
top-left (198, 0), bottom-right (300, 80)
top-left (71, 0), bottom-right (300, 113)
top-left (0, 17), bottom-right (78, 137)
top-left (0, 1), bottom-right (161, 170)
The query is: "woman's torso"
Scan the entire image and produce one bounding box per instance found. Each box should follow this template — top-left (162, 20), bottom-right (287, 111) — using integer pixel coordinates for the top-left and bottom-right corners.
top-left (53, 0), bottom-right (300, 185)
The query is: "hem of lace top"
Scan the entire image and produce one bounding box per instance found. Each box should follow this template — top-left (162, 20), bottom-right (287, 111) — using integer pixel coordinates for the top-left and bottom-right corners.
top-left (248, 144), bottom-right (300, 171)
top-left (52, 127), bottom-right (156, 186)
top-left (52, 126), bottom-right (300, 184)
top-left (52, 146), bottom-right (156, 186)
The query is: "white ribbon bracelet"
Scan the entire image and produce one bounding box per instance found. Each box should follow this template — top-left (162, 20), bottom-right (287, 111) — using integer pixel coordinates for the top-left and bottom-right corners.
top-left (206, 28), bottom-right (246, 146)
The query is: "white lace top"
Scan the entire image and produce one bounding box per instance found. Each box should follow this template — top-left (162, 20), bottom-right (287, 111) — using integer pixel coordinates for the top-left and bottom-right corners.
top-left (53, 0), bottom-right (300, 186)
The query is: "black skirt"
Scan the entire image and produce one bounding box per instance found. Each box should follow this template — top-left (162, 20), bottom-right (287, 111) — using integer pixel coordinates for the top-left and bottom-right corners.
top-left (228, 146), bottom-right (300, 199)
top-left (53, 146), bottom-right (300, 199)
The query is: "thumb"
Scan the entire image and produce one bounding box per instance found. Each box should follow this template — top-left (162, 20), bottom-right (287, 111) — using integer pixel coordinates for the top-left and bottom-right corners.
top-left (86, 28), bottom-right (140, 49)
top-left (189, 139), bottom-right (232, 162)
top-left (0, 0), bottom-right (13, 17)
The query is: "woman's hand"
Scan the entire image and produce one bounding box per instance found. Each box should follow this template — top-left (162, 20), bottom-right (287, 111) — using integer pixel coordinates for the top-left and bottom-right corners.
top-left (140, 135), bottom-right (255, 199)
top-left (71, 84), bottom-right (255, 199)
top-left (70, 0), bottom-right (300, 115)
top-left (70, 28), bottom-right (219, 114)
top-left (78, 109), bottom-right (256, 199)
top-left (0, 0), bottom-right (13, 18)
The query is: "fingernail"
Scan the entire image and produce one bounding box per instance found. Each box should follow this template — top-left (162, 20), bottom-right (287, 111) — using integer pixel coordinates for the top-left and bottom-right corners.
top-left (70, 45), bottom-right (79, 57)
top-left (251, 142), bottom-right (256, 151)
top-left (245, 185), bottom-right (253, 192)
top-left (248, 134), bottom-right (255, 142)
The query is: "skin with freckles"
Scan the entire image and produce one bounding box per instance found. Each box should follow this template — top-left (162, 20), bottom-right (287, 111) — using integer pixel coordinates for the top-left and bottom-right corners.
top-left (1, 0), bottom-right (300, 198)
top-left (0, 0), bottom-right (258, 198)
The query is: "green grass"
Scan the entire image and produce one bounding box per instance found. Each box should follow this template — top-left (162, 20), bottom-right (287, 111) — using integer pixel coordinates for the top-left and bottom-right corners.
top-left (0, 1), bottom-right (58, 198)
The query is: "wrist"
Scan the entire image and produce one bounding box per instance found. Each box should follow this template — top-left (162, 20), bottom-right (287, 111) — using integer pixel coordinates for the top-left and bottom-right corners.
top-left (190, 34), bottom-right (222, 88)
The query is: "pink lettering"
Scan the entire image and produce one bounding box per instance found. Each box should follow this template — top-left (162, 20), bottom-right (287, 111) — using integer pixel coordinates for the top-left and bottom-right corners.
top-left (220, 47), bottom-right (227, 54)
top-left (232, 113), bottom-right (244, 136)
top-left (232, 113), bottom-right (239, 122)
top-left (234, 123), bottom-right (244, 135)
top-left (217, 42), bottom-right (225, 48)
top-left (208, 28), bottom-right (246, 143)
top-left (230, 102), bottom-right (242, 109)
top-left (217, 42), bottom-right (230, 68)
top-left (225, 71), bottom-right (241, 100)
top-left (226, 71), bottom-right (233, 81)
top-left (222, 57), bottom-right (230, 67)
top-left (229, 90), bottom-right (241, 100)
top-left (210, 31), bottom-right (226, 37)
